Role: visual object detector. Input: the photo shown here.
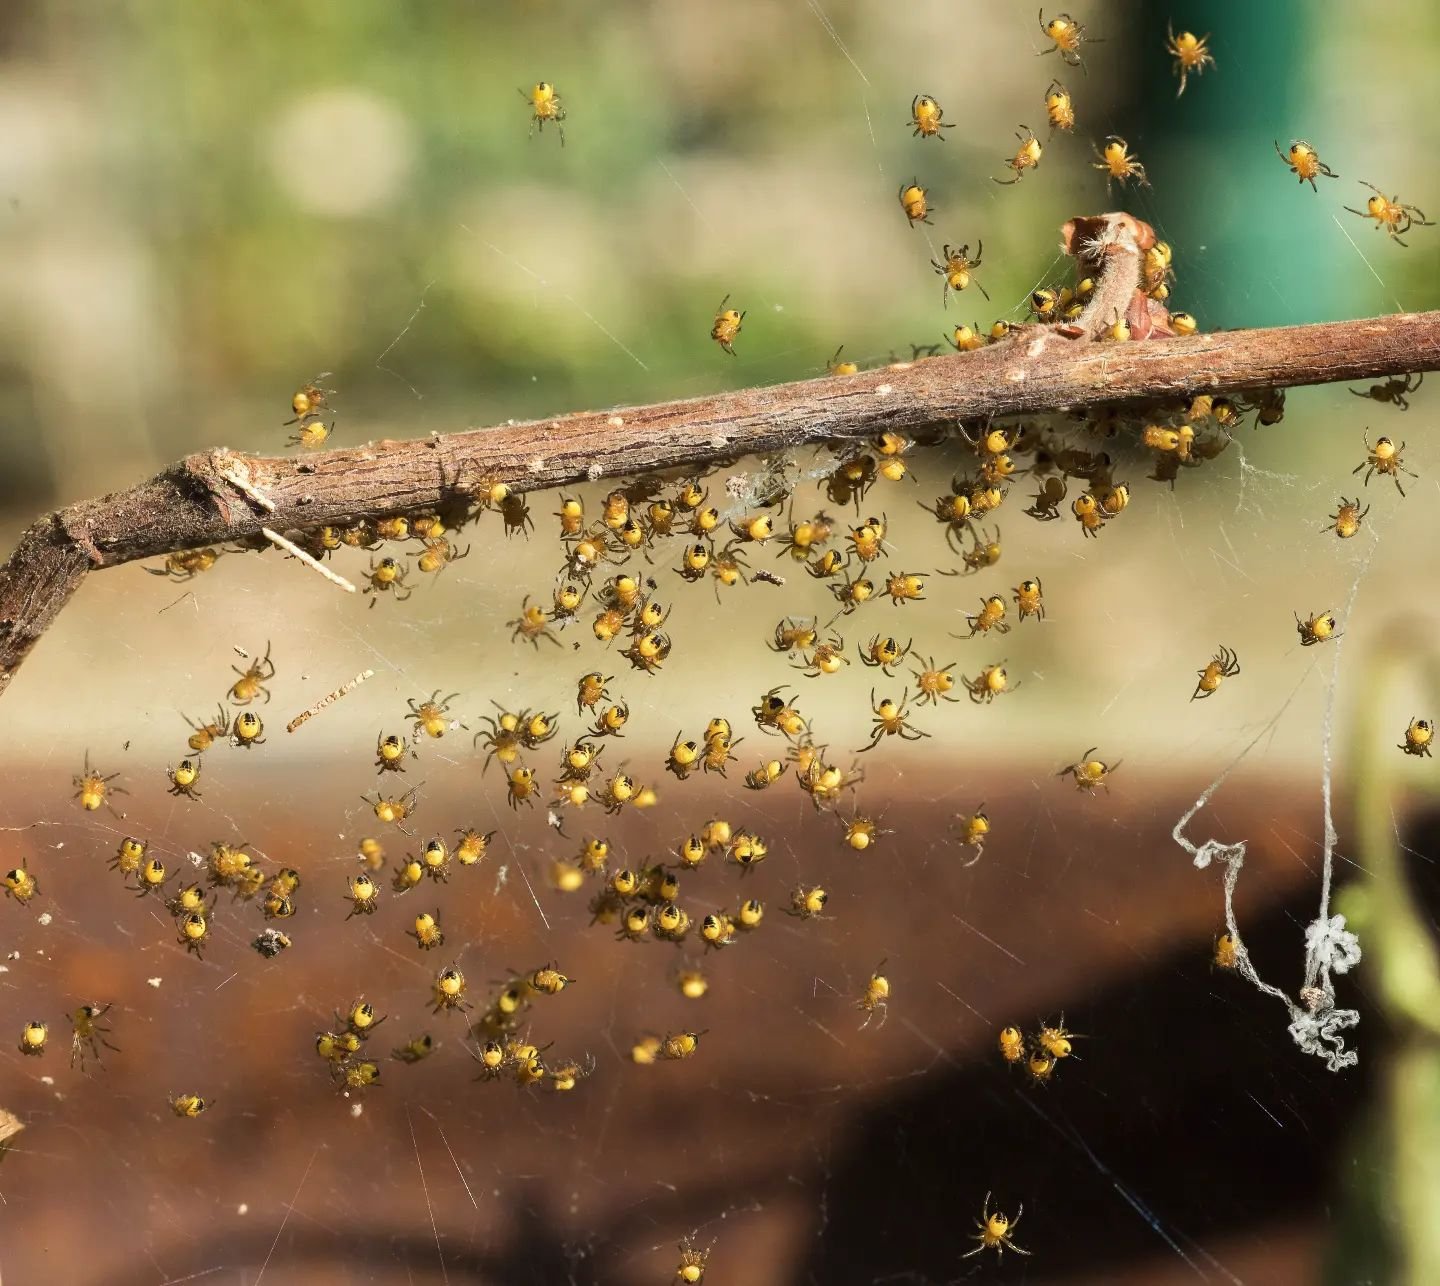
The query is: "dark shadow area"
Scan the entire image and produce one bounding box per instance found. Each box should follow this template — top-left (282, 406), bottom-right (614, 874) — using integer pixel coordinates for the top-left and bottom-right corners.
top-left (801, 878), bottom-right (1402, 1285)
top-left (102, 1189), bottom-right (596, 1286)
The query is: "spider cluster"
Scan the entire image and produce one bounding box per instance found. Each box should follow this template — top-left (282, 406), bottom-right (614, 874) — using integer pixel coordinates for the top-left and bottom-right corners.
top-left (37, 13), bottom-right (1433, 1274)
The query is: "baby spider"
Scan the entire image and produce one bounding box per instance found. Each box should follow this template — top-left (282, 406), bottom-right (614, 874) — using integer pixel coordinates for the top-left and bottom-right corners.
top-left (73, 754), bottom-right (124, 813)
top-left (772, 616), bottom-right (818, 655)
top-left (1039, 10), bottom-right (1094, 67)
top-left (286, 375), bottom-right (334, 423)
top-left (962, 594), bottom-right (1010, 637)
top-left (1166, 23), bottom-right (1214, 97)
top-left (963, 1191), bottom-right (1030, 1260)
top-left (1192, 645), bottom-right (1240, 700)
top-left (625, 629), bottom-right (672, 674)
top-left (365, 785), bottom-right (420, 827)
top-left (431, 965), bottom-right (470, 1015)
top-left (520, 82), bottom-right (565, 145)
top-left (910, 655), bottom-right (958, 705)
top-left (167, 758), bottom-right (202, 800)
top-left (898, 179), bottom-right (933, 227)
top-left (147, 547), bottom-right (222, 581)
top-left (675, 1237), bottom-right (713, 1283)
top-left (847, 514), bottom-right (888, 563)
top-left (232, 710), bottom-right (265, 748)
top-left (1013, 577), bottom-right (1045, 622)
top-left (1036, 1015), bottom-right (1082, 1059)
top-left (944, 324), bottom-right (985, 353)
top-left (69, 1003), bottom-right (119, 1070)
top-left (1351, 372), bottom-right (1422, 410)
top-left (841, 812), bottom-right (885, 852)
top-left (909, 93), bottom-right (953, 140)
top-left (1344, 182), bottom-right (1433, 247)
top-left (788, 884), bottom-right (830, 919)
top-left (508, 596), bottom-right (561, 648)
top-left (931, 243), bottom-right (990, 305)
top-left (1324, 496), bottom-right (1369, 539)
top-left (744, 758), bottom-right (787, 792)
top-left (393, 858), bottom-right (422, 899)
top-left (998, 1025), bottom-right (1026, 1064)
top-left (858, 960), bottom-right (891, 1029)
top-left (392, 1034), bottom-right (436, 1064)
top-left (861, 689), bottom-right (930, 752)
top-left (796, 634), bottom-right (848, 678)
top-left (861, 634), bottom-right (912, 676)
top-left (1275, 139), bottom-right (1338, 191)
top-left (287, 417), bottom-right (332, 449)
top-left (409, 690), bottom-right (461, 739)
top-left (1213, 932), bottom-right (1239, 970)
top-left (507, 766), bottom-right (539, 810)
top-left (1043, 79), bottom-right (1074, 134)
top-left (1295, 609), bottom-right (1340, 647)
top-left (956, 807), bottom-right (990, 867)
top-left (417, 537), bottom-right (471, 576)
top-left (661, 1030), bottom-right (704, 1061)
top-left (338, 1060), bottom-right (382, 1093)
top-left (1400, 718), bottom-right (1434, 758)
top-left (183, 704), bottom-right (230, 754)
top-left (1092, 135), bottom-right (1148, 194)
top-left (711, 294), bottom-right (744, 355)
top-left (1353, 431), bottom-right (1416, 496)
top-left (18, 1019), bottom-right (48, 1057)
top-left (375, 733), bottom-right (410, 774)
top-left (994, 126), bottom-right (1042, 185)
top-left (964, 662), bottom-right (1016, 705)
top-left (1059, 747), bottom-right (1119, 792)
top-left (1031, 287), bottom-right (1061, 321)
top-left (3, 862), bottom-right (39, 905)
top-left (177, 910), bottom-right (211, 958)
top-left (111, 837), bottom-right (147, 878)
top-left (753, 685), bottom-right (806, 738)
top-left (229, 642), bottom-right (275, 703)
top-left (959, 527), bottom-right (1002, 573)
top-left (364, 556), bottom-right (412, 606)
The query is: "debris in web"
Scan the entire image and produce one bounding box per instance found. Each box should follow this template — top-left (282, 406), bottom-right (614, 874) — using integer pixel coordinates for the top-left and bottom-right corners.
top-left (1172, 542), bottom-right (1374, 1072)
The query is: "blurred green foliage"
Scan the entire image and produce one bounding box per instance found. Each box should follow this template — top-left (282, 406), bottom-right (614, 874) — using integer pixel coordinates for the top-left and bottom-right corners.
top-left (1, 0), bottom-right (1439, 503)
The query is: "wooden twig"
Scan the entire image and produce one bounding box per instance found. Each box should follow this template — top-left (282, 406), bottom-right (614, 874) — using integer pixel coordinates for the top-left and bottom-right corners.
top-left (0, 211), bottom-right (1435, 699)
top-left (287, 669), bottom-right (376, 734)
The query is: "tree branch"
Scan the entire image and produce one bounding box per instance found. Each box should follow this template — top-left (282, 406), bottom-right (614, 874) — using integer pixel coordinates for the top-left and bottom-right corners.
top-left (2, 225), bottom-right (1437, 699)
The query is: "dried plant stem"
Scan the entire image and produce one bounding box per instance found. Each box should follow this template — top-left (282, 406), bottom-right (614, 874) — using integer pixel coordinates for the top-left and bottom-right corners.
top-left (262, 527), bottom-right (358, 594)
top-left (0, 304), bottom-right (1437, 699)
top-left (286, 669), bottom-right (376, 734)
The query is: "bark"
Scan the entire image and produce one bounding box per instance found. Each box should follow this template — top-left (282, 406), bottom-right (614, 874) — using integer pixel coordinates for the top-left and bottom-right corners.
top-left (1, 303), bottom-right (1435, 699)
